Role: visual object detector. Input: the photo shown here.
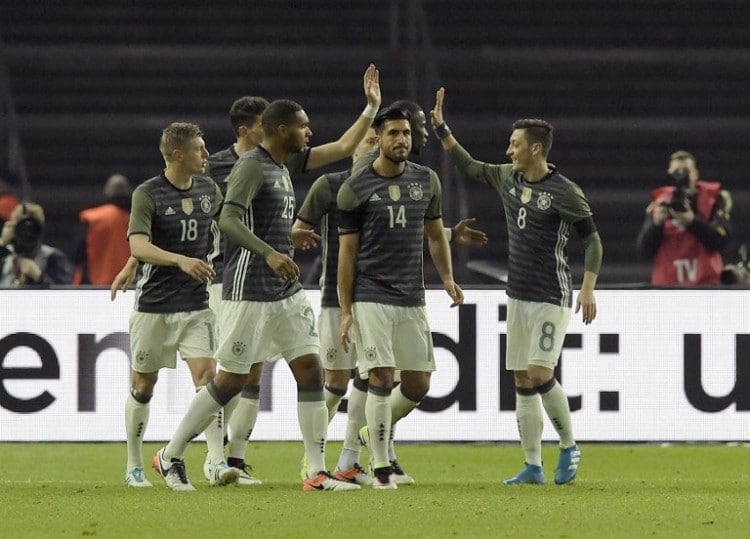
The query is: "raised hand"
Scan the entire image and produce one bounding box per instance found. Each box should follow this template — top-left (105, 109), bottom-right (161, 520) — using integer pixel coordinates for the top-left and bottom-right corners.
top-left (431, 87), bottom-right (446, 127)
top-left (363, 64), bottom-right (381, 108)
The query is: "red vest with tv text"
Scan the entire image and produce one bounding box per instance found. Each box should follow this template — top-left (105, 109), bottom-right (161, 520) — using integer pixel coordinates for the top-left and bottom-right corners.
top-left (650, 181), bottom-right (723, 285)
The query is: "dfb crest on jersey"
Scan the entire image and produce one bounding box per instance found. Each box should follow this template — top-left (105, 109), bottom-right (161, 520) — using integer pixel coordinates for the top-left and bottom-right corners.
top-left (408, 182), bottom-right (423, 201)
top-left (181, 197), bottom-right (194, 215)
top-left (520, 187), bottom-right (533, 204)
top-left (537, 191), bottom-right (553, 211)
top-left (200, 194), bottom-right (212, 214)
top-left (388, 185), bottom-right (401, 201)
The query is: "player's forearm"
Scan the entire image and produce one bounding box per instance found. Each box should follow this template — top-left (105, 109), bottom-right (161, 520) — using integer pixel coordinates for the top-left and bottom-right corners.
top-left (428, 233), bottom-right (455, 286)
top-left (307, 109), bottom-right (377, 170)
top-left (580, 270), bottom-right (599, 293)
top-left (337, 241), bottom-right (357, 315)
top-left (130, 238), bottom-right (185, 267)
top-left (583, 232), bottom-right (603, 275)
top-left (219, 204), bottom-right (273, 257)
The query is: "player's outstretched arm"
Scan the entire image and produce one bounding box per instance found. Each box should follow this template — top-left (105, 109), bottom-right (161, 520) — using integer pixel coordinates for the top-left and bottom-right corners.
top-left (430, 87), bottom-right (490, 185)
top-left (292, 219), bottom-right (322, 251)
top-left (306, 64), bottom-right (381, 170)
top-left (129, 234), bottom-right (215, 284)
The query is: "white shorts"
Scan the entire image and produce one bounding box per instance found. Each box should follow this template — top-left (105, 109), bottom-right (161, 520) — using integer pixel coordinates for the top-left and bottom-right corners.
top-left (350, 302), bottom-right (435, 377)
top-left (506, 297), bottom-right (572, 370)
top-left (215, 290), bottom-right (320, 374)
top-left (128, 309), bottom-right (216, 373)
top-left (319, 307), bottom-right (357, 371)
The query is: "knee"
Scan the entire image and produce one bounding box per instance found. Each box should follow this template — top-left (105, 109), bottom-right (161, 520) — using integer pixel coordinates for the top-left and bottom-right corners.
top-left (245, 362), bottom-right (264, 386)
top-left (399, 371), bottom-right (430, 401)
top-left (291, 354), bottom-right (323, 387)
top-left (131, 371), bottom-right (157, 396)
top-left (325, 369), bottom-right (352, 392)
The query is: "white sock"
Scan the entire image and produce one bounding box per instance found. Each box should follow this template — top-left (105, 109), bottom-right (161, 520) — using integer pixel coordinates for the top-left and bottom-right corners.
top-left (164, 387), bottom-right (222, 460)
top-left (540, 380), bottom-right (575, 448)
top-left (125, 391), bottom-right (150, 469)
top-left (516, 392), bottom-right (544, 467)
top-left (365, 388), bottom-right (392, 470)
top-left (388, 423), bottom-right (397, 461)
top-left (337, 383), bottom-right (367, 470)
top-left (324, 385), bottom-right (345, 424)
top-left (197, 385), bottom-right (226, 464)
top-left (388, 385), bottom-right (418, 462)
top-left (298, 391), bottom-right (328, 477)
top-left (227, 396), bottom-right (260, 460)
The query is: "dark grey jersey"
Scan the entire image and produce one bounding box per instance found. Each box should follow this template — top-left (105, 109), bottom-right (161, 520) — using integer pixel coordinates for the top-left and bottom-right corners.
top-left (296, 170), bottom-right (348, 308)
top-left (206, 145), bottom-right (239, 282)
top-left (128, 173), bottom-right (222, 313)
top-left (222, 146), bottom-right (303, 301)
top-left (206, 146), bottom-right (309, 284)
top-left (338, 161), bottom-right (442, 307)
top-left (447, 144), bottom-right (593, 307)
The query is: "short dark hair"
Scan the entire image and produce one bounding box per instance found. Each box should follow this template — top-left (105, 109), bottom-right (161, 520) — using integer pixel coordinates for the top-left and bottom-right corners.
top-left (229, 96), bottom-right (270, 136)
top-left (261, 99), bottom-right (304, 136)
top-left (159, 122), bottom-right (203, 160)
top-left (512, 118), bottom-right (554, 156)
top-left (388, 100), bottom-right (423, 121)
top-left (373, 107), bottom-right (410, 133)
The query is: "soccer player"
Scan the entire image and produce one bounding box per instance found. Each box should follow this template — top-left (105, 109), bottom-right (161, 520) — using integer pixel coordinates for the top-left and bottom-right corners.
top-left (350, 99), bottom-right (486, 484)
top-left (198, 65), bottom-right (380, 486)
top-left (115, 122), bottom-right (237, 490)
top-left (295, 126), bottom-right (486, 485)
top-left (337, 107), bottom-right (464, 488)
top-left (430, 87), bottom-right (602, 485)
top-left (151, 95), bottom-right (384, 492)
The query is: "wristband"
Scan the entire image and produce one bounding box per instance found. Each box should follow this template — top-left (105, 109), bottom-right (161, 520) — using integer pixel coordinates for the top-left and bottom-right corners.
top-left (434, 122), bottom-right (452, 139)
top-left (362, 104), bottom-right (378, 119)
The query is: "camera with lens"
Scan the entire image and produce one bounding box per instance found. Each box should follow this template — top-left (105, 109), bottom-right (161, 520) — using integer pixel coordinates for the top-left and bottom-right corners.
top-left (660, 169), bottom-right (691, 212)
top-left (720, 244), bottom-right (750, 285)
top-left (11, 205), bottom-right (44, 257)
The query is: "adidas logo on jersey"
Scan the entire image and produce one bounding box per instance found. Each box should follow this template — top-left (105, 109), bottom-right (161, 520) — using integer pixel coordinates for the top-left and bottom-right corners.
top-left (165, 207), bottom-right (176, 215)
top-left (273, 180), bottom-right (281, 189)
top-left (509, 187), bottom-right (516, 196)
top-left (369, 192), bottom-right (381, 202)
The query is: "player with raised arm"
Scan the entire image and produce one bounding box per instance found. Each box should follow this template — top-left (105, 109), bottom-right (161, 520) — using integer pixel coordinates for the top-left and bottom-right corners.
top-left (431, 87), bottom-right (602, 485)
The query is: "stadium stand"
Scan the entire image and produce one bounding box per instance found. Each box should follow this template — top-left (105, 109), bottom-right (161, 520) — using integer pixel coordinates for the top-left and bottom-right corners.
top-left (1, 0), bottom-right (749, 285)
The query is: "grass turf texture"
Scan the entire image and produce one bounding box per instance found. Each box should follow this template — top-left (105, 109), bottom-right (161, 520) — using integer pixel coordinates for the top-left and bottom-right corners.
top-left (1, 442), bottom-right (748, 538)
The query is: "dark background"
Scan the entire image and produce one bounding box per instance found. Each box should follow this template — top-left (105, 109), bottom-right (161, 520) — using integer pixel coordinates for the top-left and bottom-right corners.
top-left (1, 0), bottom-right (749, 286)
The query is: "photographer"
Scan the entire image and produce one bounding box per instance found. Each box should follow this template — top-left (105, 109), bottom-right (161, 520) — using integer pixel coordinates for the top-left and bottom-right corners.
top-left (0, 202), bottom-right (74, 286)
top-left (636, 150), bottom-right (732, 285)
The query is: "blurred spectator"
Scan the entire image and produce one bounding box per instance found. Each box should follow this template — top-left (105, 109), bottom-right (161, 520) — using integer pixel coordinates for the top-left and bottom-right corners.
top-left (636, 151), bottom-right (732, 285)
top-left (73, 174), bottom-right (132, 285)
top-left (0, 202), bottom-right (74, 286)
top-left (0, 177), bottom-right (22, 224)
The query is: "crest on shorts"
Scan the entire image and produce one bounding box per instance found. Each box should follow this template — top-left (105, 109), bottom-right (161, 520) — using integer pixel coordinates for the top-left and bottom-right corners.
top-left (135, 351), bottom-right (150, 364)
top-left (326, 348), bottom-right (337, 361)
top-left (200, 194), bottom-right (212, 214)
top-left (408, 182), bottom-right (423, 201)
top-left (520, 187), bottom-right (533, 205)
top-left (181, 197), bottom-right (194, 215)
top-left (232, 341), bottom-right (246, 356)
top-left (388, 185), bottom-right (401, 201)
top-left (537, 191), bottom-right (553, 211)
top-left (364, 346), bottom-right (377, 361)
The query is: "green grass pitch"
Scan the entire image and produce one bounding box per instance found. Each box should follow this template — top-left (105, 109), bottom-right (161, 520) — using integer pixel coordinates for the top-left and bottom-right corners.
top-left (1, 442), bottom-right (748, 537)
